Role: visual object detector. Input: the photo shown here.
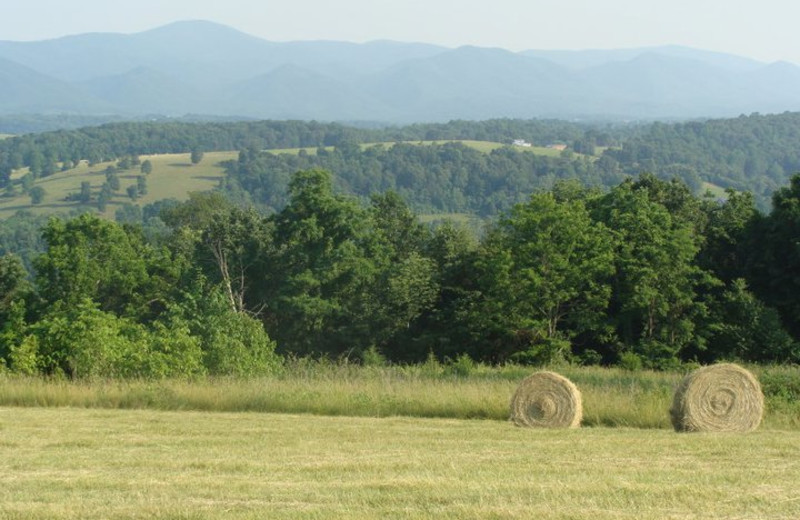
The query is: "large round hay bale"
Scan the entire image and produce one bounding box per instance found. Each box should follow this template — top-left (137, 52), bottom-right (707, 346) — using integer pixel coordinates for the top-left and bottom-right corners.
top-left (670, 363), bottom-right (763, 433)
top-left (510, 371), bottom-right (582, 428)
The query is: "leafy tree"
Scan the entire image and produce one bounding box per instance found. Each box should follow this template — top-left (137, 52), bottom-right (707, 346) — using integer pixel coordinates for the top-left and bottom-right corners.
top-left (34, 214), bottom-right (152, 316)
top-left (140, 159), bottom-right (153, 175)
top-left (190, 148), bottom-right (204, 165)
top-left (29, 299), bottom-right (142, 378)
top-left (26, 299), bottom-right (206, 379)
top-left (698, 189), bottom-right (758, 282)
top-left (747, 174), bottom-right (800, 337)
top-left (369, 191), bottom-right (430, 259)
top-left (20, 173), bottom-right (34, 193)
top-left (115, 203), bottom-right (143, 224)
top-left (106, 169), bottom-right (120, 191)
top-left (97, 183), bottom-right (112, 211)
top-left (706, 279), bottom-right (797, 363)
top-left (198, 206), bottom-right (272, 314)
top-left (0, 254), bottom-right (31, 367)
top-left (172, 287), bottom-right (280, 376)
top-left (79, 181), bottom-right (92, 203)
top-left (467, 191), bottom-right (615, 363)
top-left (0, 254), bottom-right (30, 319)
top-left (266, 169), bottom-right (378, 356)
top-left (117, 156), bottom-right (131, 170)
top-left (591, 181), bottom-right (711, 367)
top-left (29, 186), bottom-right (45, 205)
top-left (137, 175), bottom-right (147, 196)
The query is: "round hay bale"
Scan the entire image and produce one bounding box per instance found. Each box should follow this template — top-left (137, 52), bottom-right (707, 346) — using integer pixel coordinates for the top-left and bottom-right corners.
top-left (510, 371), bottom-right (582, 428)
top-left (670, 363), bottom-right (763, 433)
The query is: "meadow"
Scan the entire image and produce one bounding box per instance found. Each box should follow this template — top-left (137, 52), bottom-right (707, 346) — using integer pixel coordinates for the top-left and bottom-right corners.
top-left (1, 363), bottom-right (798, 429)
top-left (1, 407), bottom-right (799, 519)
top-left (1, 363), bottom-right (799, 518)
top-left (0, 151), bottom-right (235, 219)
top-left (0, 140), bottom-right (592, 220)
top-left (263, 140), bottom-right (571, 157)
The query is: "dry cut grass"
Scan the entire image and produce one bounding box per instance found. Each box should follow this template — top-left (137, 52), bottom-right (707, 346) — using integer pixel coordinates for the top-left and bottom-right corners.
top-left (0, 407), bottom-right (799, 519)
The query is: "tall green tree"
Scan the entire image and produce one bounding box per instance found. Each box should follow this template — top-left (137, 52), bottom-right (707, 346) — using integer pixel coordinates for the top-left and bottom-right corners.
top-left (266, 169), bottom-right (378, 356)
top-left (467, 191), bottom-right (615, 363)
top-left (29, 186), bottom-right (45, 205)
top-left (190, 148), bottom-right (204, 165)
top-left (34, 214), bottom-right (152, 316)
top-left (591, 182), bottom-right (711, 367)
top-left (747, 174), bottom-right (800, 338)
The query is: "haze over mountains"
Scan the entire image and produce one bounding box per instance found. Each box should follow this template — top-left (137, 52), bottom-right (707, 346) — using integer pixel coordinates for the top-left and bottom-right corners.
top-left (0, 20), bottom-right (798, 123)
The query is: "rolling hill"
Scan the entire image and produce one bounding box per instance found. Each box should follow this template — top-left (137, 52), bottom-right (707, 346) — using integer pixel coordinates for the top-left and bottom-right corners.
top-left (1, 20), bottom-right (800, 122)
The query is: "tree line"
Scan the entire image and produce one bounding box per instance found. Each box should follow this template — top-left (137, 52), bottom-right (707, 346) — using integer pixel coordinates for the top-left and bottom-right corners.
top-left (5, 113), bottom-right (800, 212)
top-left (223, 141), bottom-right (624, 216)
top-left (0, 118), bottom-right (606, 188)
top-left (1, 170), bottom-right (799, 377)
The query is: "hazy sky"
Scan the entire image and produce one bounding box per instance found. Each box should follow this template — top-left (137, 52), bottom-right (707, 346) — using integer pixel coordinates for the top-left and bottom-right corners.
top-left (4, 0), bottom-right (799, 64)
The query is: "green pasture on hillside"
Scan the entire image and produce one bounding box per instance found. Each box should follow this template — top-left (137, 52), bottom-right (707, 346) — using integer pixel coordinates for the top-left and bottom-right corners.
top-left (1, 407), bottom-right (798, 519)
top-left (701, 181), bottom-right (730, 200)
top-left (0, 140), bottom-right (587, 219)
top-left (266, 140), bottom-right (573, 157)
top-left (0, 151), bottom-right (235, 219)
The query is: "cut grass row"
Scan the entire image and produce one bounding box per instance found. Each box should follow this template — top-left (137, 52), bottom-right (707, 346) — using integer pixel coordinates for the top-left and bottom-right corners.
top-left (1, 363), bottom-right (798, 430)
top-left (1, 407), bottom-right (799, 519)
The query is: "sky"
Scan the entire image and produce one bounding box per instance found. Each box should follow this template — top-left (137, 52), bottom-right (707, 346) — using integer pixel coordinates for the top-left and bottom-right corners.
top-left (4, 0), bottom-right (800, 64)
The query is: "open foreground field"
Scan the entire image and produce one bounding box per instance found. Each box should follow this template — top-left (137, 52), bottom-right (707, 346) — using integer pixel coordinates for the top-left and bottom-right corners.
top-left (1, 407), bottom-right (799, 519)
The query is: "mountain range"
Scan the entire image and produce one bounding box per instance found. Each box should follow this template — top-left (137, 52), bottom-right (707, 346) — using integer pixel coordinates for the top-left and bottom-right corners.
top-left (0, 20), bottom-right (798, 123)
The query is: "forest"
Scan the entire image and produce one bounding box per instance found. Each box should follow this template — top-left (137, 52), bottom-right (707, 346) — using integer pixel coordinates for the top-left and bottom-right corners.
top-left (3, 113), bottom-right (800, 211)
top-left (2, 114), bottom-right (800, 377)
top-left (2, 161), bottom-right (800, 377)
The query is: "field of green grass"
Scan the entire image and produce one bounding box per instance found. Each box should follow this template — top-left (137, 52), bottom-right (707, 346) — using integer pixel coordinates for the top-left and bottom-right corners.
top-left (1, 364), bottom-right (799, 517)
top-left (0, 151), bottom-right (235, 219)
top-left (1, 406), bottom-right (798, 519)
top-left (1, 363), bottom-right (798, 430)
top-left (701, 181), bottom-right (730, 200)
top-left (267, 140), bottom-right (572, 157)
top-left (0, 141), bottom-right (581, 220)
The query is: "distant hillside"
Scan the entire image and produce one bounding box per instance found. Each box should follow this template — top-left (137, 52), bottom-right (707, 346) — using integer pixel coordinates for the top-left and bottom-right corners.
top-left (1, 21), bottom-right (800, 122)
top-left (0, 56), bottom-right (112, 114)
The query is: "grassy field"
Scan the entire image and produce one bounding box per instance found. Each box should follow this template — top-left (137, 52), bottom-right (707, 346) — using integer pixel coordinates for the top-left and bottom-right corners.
top-left (1, 363), bottom-right (797, 430)
top-left (0, 141), bottom-right (581, 220)
top-left (0, 151), bottom-right (235, 219)
top-left (1, 407), bottom-right (799, 519)
top-left (267, 140), bottom-right (571, 157)
top-left (701, 181), bottom-right (730, 200)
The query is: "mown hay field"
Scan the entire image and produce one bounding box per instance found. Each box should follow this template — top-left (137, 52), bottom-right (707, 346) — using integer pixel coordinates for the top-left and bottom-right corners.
top-left (1, 407), bottom-right (799, 519)
top-left (1, 364), bottom-right (798, 429)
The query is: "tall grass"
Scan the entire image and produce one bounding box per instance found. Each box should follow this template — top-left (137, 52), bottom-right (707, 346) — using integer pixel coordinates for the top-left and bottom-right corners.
top-left (1, 361), bottom-right (798, 429)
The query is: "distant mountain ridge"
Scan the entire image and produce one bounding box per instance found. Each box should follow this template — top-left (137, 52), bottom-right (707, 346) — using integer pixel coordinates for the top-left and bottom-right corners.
top-left (0, 20), bottom-right (798, 122)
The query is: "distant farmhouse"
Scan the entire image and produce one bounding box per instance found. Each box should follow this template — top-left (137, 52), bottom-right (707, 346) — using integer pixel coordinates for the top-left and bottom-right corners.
top-left (512, 139), bottom-right (532, 147)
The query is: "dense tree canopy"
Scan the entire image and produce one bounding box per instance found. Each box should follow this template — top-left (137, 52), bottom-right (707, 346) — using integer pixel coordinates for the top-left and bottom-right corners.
top-left (3, 114), bottom-right (800, 375)
top-left (2, 169), bottom-right (800, 376)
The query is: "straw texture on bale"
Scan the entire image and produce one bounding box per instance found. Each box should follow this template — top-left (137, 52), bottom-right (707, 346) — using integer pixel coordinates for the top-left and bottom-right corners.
top-left (510, 371), bottom-right (582, 428)
top-left (670, 363), bottom-right (763, 433)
